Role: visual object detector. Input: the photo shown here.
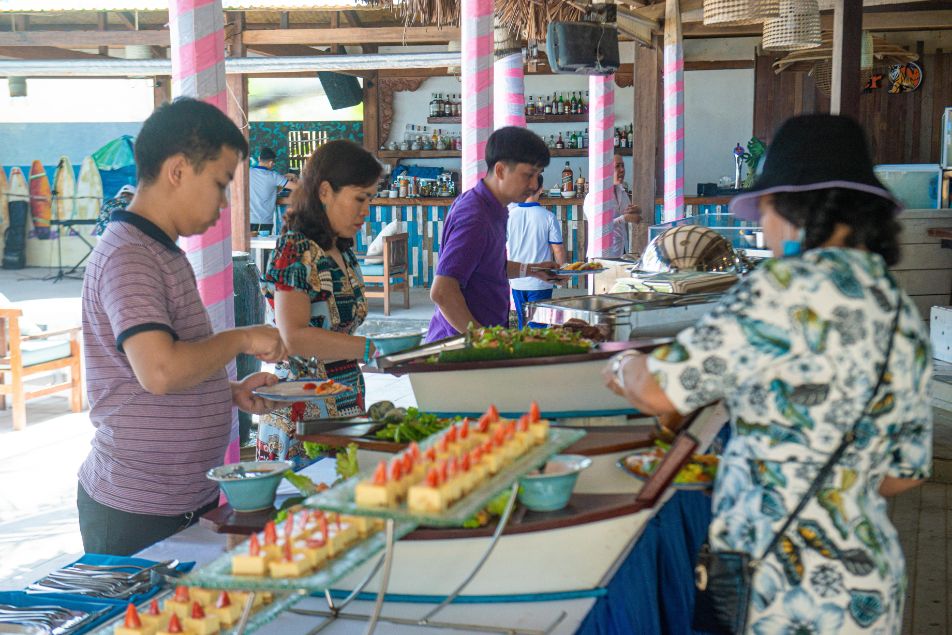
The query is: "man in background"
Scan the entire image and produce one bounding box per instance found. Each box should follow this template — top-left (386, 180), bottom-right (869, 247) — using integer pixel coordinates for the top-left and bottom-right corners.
top-left (583, 153), bottom-right (641, 258)
top-left (506, 172), bottom-right (566, 328)
top-left (94, 184), bottom-right (135, 236)
top-left (250, 147), bottom-right (297, 234)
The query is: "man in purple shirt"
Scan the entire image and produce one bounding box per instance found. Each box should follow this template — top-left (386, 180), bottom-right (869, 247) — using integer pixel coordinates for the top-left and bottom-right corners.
top-left (427, 127), bottom-right (557, 341)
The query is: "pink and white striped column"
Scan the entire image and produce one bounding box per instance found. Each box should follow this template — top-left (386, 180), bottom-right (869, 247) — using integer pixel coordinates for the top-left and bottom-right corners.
top-left (169, 0), bottom-right (240, 465)
top-left (493, 53), bottom-right (526, 129)
top-left (663, 0), bottom-right (685, 221)
top-left (587, 74), bottom-right (615, 258)
top-left (461, 0), bottom-right (493, 190)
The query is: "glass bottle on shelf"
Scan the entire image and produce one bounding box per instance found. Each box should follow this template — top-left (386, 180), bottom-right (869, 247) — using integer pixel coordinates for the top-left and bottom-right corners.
top-left (570, 130), bottom-right (578, 149)
top-left (583, 127), bottom-right (589, 149)
top-left (429, 93), bottom-right (438, 117)
top-left (561, 161), bottom-right (574, 193)
top-left (537, 95), bottom-right (544, 115)
top-left (555, 132), bottom-right (564, 149)
top-left (583, 90), bottom-right (589, 113)
top-left (557, 93), bottom-right (565, 115)
top-left (570, 92), bottom-right (579, 114)
top-left (544, 96), bottom-right (553, 116)
top-left (614, 128), bottom-right (621, 148)
top-left (548, 134), bottom-right (555, 148)
top-left (527, 96), bottom-right (535, 116)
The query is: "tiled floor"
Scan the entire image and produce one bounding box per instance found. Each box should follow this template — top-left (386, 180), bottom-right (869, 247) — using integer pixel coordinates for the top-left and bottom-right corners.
top-left (3, 267), bottom-right (952, 632)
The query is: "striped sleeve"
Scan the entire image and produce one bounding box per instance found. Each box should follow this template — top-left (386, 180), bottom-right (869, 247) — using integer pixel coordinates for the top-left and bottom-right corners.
top-left (98, 245), bottom-right (177, 352)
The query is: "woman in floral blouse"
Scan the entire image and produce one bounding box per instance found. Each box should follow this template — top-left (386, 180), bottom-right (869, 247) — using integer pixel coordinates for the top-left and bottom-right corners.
top-left (257, 140), bottom-right (381, 468)
top-left (604, 115), bottom-right (932, 633)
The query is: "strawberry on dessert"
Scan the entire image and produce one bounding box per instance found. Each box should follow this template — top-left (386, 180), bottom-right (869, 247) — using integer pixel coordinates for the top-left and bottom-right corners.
top-left (164, 586), bottom-right (192, 619)
top-left (231, 532), bottom-right (269, 576)
top-left (355, 460), bottom-right (398, 507)
top-left (138, 599), bottom-right (170, 633)
top-left (156, 613), bottom-right (184, 635)
top-left (208, 591), bottom-right (242, 627)
top-left (183, 601), bottom-right (220, 635)
top-left (115, 603), bottom-right (156, 635)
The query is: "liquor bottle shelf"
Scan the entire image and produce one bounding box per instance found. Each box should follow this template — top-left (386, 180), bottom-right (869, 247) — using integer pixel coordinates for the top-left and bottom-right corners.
top-left (377, 147), bottom-right (632, 160)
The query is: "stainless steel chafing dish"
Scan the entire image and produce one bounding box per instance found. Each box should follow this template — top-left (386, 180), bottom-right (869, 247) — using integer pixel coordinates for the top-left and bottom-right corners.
top-left (528, 291), bottom-right (721, 340)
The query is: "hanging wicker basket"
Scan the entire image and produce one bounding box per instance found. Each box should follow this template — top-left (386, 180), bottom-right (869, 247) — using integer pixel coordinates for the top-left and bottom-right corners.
top-left (703, 0), bottom-right (780, 26)
top-left (494, 16), bottom-right (522, 59)
top-left (762, 0), bottom-right (821, 51)
top-left (810, 59), bottom-right (874, 96)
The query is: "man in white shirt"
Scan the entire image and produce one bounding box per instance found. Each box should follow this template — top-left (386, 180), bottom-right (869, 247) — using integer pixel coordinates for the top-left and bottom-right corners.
top-left (507, 174), bottom-right (567, 328)
top-left (583, 153), bottom-right (642, 258)
top-left (250, 147), bottom-right (297, 233)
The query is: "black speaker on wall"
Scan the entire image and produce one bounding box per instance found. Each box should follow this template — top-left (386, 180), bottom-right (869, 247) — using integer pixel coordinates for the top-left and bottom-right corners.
top-left (317, 72), bottom-right (363, 110)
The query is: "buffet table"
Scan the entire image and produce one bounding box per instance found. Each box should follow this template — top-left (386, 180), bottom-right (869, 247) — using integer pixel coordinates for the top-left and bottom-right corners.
top-left (129, 460), bottom-right (713, 635)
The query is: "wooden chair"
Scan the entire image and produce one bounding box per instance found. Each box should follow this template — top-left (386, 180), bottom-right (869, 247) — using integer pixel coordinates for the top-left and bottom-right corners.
top-left (359, 232), bottom-right (411, 316)
top-left (0, 307), bottom-right (83, 431)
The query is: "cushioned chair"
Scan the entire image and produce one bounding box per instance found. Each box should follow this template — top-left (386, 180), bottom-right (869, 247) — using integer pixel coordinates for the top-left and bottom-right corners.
top-left (0, 306), bottom-right (83, 431)
top-left (359, 232), bottom-right (410, 316)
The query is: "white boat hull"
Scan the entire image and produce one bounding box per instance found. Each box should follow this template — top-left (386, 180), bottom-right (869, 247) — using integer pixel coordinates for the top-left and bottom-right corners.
top-left (334, 509), bottom-right (651, 596)
top-left (408, 359), bottom-right (634, 418)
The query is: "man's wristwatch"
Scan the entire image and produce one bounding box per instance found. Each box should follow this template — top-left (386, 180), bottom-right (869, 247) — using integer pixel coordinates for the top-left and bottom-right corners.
top-left (610, 351), bottom-right (640, 387)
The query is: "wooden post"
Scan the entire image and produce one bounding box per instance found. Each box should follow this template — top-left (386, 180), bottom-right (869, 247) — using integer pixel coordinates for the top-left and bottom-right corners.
top-left (831, 0), bottom-right (862, 118)
top-left (227, 11), bottom-right (249, 253)
top-left (633, 39), bottom-right (660, 244)
top-left (363, 71), bottom-right (379, 153)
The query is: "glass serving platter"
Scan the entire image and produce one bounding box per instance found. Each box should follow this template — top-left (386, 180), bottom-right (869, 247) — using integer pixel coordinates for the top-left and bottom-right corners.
top-left (181, 521), bottom-right (417, 593)
top-left (304, 427), bottom-right (586, 526)
top-left (85, 592), bottom-right (305, 635)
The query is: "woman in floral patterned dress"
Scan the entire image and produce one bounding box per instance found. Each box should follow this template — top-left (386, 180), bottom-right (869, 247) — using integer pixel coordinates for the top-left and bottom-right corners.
top-left (604, 115), bottom-right (932, 634)
top-left (257, 140), bottom-right (382, 468)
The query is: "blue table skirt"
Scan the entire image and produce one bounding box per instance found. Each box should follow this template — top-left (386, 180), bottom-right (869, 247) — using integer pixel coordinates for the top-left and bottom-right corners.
top-left (577, 490), bottom-right (713, 635)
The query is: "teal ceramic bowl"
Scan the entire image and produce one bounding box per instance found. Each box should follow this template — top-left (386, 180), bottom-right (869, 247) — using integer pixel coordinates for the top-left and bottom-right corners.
top-left (369, 330), bottom-right (427, 356)
top-left (517, 454), bottom-right (592, 512)
top-left (207, 461), bottom-right (291, 512)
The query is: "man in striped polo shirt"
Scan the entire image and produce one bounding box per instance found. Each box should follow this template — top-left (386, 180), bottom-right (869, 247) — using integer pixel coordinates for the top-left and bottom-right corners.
top-left (79, 98), bottom-right (287, 556)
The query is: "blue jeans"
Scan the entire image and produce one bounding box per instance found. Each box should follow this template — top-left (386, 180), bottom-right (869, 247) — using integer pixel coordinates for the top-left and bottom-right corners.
top-left (511, 288), bottom-right (553, 329)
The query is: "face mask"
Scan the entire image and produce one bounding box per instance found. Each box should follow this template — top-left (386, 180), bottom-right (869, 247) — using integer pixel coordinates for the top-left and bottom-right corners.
top-left (782, 227), bottom-right (806, 257)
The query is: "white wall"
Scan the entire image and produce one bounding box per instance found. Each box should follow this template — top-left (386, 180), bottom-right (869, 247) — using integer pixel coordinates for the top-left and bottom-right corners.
top-left (684, 69), bottom-right (755, 192)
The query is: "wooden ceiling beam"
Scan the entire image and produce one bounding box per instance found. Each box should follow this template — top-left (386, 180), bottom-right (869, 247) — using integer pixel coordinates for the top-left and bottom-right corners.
top-left (242, 26), bottom-right (460, 45)
top-left (679, 8), bottom-right (952, 35)
top-left (0, 30), bottom-right (169, 46)
top-left (245, 43), bottom-right (325, 57)
top-left (0, 45), bottom-right (108, 60)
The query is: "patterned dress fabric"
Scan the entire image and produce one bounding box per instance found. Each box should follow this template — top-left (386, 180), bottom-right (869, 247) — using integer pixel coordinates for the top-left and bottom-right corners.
top-left (647, 248), bottom-right (933, 634)
top-left (256, 231), bottom-right (368, 469)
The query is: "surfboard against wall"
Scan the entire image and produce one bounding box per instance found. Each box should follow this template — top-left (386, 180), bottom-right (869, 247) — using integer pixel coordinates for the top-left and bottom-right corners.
top-left (75, 156), bottom-right (103, 222)
top-left (52, 155), bottom-right (76, 223)
top-left (29, 160), bottom-right (51, 239)
top-left (7, 167), bottom-right (29, 204)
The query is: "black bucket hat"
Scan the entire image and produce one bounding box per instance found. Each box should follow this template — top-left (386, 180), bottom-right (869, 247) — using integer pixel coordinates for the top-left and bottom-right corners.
top-left (730, 114), bottom-right (900, 220)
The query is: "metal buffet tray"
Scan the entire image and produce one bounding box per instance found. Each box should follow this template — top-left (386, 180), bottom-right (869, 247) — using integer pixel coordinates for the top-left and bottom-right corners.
top-left (528, 292), bottom-right (721, 340)
top-left (296, 416), bottom-right (377, 436)
top-left (373, 334), bottom-right (465, 371)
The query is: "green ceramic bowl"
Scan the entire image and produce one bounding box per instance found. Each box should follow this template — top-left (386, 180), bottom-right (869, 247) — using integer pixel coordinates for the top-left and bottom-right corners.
top-left (207, 461), bottom-right (291, 512)
top-left (517, 454), bottom-right (592, 512)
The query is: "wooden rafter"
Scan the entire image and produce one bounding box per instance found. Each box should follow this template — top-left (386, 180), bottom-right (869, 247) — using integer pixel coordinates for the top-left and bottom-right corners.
top-left (242, 26), bottom-right (460, 45)
top-left (0, 30), bottom-right (169, 46)
top-left (0, 45), bottom-right (108, 60)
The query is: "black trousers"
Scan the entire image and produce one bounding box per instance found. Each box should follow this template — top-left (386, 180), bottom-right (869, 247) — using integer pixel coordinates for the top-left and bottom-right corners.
top-left (77, 483), bottom-right (217, 556)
